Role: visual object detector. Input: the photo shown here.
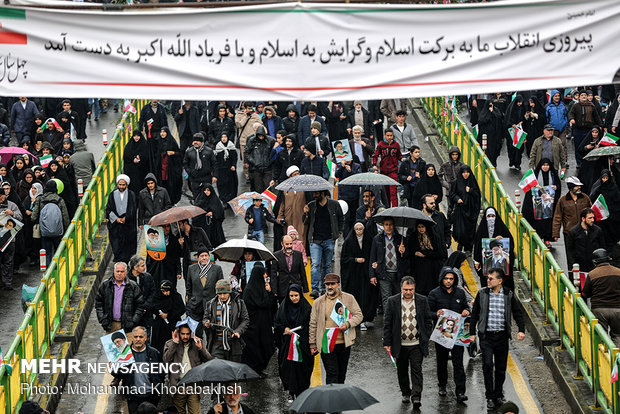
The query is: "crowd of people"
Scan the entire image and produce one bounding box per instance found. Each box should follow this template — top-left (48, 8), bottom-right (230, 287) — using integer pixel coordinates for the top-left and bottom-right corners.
top-left (5, 91), bottom-right (619, 414)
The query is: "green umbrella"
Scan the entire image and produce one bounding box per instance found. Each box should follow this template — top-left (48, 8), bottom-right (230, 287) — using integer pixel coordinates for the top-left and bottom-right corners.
top-left (583, 146), bottom-right (620, 160)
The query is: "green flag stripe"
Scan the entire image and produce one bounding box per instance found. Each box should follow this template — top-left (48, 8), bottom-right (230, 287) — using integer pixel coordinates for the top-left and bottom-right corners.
top-left (0, 8), bottom-right (26, 19)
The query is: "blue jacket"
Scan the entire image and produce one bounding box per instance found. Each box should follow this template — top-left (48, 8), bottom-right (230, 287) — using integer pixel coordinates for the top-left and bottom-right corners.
top-left (0, 123), bottom-right (10, 146)
top-left (298, 115), bottom-right (327, 143)
top-left (10, 100), bottom-right (38, 134)
top-left (300, 156), bottom-right (329, 180)
top-left (545, 89), bottom-right (568, 132)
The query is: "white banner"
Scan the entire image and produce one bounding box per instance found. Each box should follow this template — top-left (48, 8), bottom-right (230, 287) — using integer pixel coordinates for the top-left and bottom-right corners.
top-left (1, 0), bottom-right (619, 100)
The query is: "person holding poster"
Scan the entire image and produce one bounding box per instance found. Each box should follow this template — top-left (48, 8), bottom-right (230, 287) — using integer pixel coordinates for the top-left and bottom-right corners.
top-left (522, 159), bottom-right (561, 247)
top-left (332, 140), bottom-right (352, 163)
top-left (474, 207), bottom-right (514, 290)
top-left (482, 239), bottom-right (510, 277)
top-left (427, 267), bottom-right (471, 403)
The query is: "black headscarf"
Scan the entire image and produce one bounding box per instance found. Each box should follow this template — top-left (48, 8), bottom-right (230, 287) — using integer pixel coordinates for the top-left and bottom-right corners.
top-left (242, 263), bottom-right (271, 308)
top-left (278, 284), bottom-right (311, 327)
top-left (412, 163), bottom-right (443, 208)
top-left (159, 126), bottom-right (179, 153)
top-left (198, 183), bottom-right (224, 220)
top-left (445, 251), bottom-right (467, 270)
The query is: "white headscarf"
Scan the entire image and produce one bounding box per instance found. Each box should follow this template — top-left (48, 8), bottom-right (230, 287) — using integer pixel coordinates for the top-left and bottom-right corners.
top-left (30, 182), bottom-right (43, 200)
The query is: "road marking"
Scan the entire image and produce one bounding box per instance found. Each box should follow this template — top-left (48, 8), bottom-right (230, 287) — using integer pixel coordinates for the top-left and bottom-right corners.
top-left (458, 242), bottom-right (540, 413)
top-left (94, 374), bottom-right (113, 414)
top-left (507, 353), bottom-right (540, 414)
top-left (305, 260), bottom-right (323, 387)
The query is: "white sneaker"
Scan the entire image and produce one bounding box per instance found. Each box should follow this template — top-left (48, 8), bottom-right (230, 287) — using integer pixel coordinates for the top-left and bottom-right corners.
top-left (360, 323), bottom-right (368, 331)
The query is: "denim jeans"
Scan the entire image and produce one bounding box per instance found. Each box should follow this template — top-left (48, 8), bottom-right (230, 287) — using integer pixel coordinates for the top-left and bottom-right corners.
top-left (88, 98), bottom-right (100, 119)
top-left (251, 230), bottom-right (265, 244)
top-left (310, 239), bottom-right (334, 292)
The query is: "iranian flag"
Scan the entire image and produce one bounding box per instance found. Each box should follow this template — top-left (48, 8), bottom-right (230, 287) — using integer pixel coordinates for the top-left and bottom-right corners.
top-left (322, 328), bottom-right (339, 354)
top-left (612, 353), bottom-right (620, 383)
top-left (39, 154), bottom-right (53, 168)
top-left (123, 99), bottom-right (137, 114)
top-left (41, 118), bottom-right (63, 133)
top-left (261, 188), bottom-right (277, 205)
top-left (509, 126), bottom-right (527, 149)
top-left (326, 159), bottom-right (336, 178)
top-left (518, 169), bottom-right (538, 193)
top-left (592, 194), bottom-right (610, 221)
top-left (0, 345), bottom-right (11, 375)
top-left (287, 332), bottom-right (303, 362)
top-left (599, 132), bottom-right (619, 146)
top-left (472, 124), bottom-right (479, 139)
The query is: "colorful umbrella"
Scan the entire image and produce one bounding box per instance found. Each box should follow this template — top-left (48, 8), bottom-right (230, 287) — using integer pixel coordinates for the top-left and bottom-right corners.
top-left (228, 192), bottom-right (273, 217)
top-left (584, 146), bottom-right (620, 160)
top-left (0, 147), bottom-right (38, 165)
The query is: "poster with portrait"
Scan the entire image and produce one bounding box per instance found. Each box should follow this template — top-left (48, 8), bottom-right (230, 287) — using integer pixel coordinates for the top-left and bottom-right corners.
top-left (245, 260), bottom-right (265, 284)
top-left (330, 299), bottom-right (352, 334)
top-left (430, 309), bottom-right (462, 349)
top-left (0, 213), bottom-right (23, 253)
top-left (101, 330), bottom-right (134, 364)
top-left (454, 316), bottom-right (473, 347)
top-left (145, 225), bottom-right (166, 261)
top-left (481, 237), bottom-right (510, 277)
top-left (332, 140), bottom-right (353, 163)
top-left (532, 185), bottom-right (555, 220)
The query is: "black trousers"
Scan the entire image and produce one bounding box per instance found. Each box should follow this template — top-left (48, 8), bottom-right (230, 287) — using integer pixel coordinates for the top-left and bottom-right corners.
top-left (435, 343), bottom-right (466, 395)
top-left (320, 343), bottom-right (351, 384)
top-left (480, 331), bottom-right (510, 399)
top-left (396, 344), bottom-right (423, 398)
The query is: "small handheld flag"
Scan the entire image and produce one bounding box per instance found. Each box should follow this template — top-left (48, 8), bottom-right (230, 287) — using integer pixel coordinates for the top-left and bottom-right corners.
top-left (612, 353), bottom-right (619, 383)
top-left (322, 328), bottom-right (339, 354)
top-left (287, 332), bottom-right (303, 362)
top-left (518, 169), bottom-right (538, 193)
top-left (599, 132), bottom-right (619, 146)
top-left (508, 126), bottom-right (527, 149)
top-left (592, 194), bottom-right (610, 221)
top-left (387, 349), bottom-right (397, 368)
top-left (123, 99), bottom-right (137, 114)
top-left (41, 118), bottom-right (64, 133)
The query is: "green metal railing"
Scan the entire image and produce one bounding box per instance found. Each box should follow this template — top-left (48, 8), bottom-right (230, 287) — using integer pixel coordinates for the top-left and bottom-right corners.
top-left (422, 96), bottom-right (619, 413)
top-left (0, 100), bottom-right (146, 413)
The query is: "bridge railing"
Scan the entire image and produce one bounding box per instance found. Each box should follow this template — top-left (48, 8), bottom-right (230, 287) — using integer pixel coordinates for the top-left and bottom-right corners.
top-left (0, 99), bottom-right (146, 413)
top-left (422, 96), bottom-right (619, 413)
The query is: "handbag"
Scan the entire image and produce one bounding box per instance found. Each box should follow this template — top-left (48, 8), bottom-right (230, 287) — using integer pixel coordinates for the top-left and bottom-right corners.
top-left (32, 224), bottom-right (41, 239)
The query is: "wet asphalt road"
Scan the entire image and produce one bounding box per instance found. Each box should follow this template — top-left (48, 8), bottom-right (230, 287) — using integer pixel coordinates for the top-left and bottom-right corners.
top-left (54, 109), bottom-right (557, 414)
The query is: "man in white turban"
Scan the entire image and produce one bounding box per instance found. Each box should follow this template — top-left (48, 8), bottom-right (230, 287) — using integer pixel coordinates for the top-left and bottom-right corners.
top-left (105, 174), bottom-right (138, 263)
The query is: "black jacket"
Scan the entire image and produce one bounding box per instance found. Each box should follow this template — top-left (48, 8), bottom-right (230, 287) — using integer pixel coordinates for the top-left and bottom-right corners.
top-left (302, 198), bottom-right (344, 242)
top-left (565, 222), bottom-right (605, 272)
top-left (270, 250), bottom-right (309, 297)
top-left (303, 134), bottom-right (331, 157)
top-left (95, 276), bottom-right (145, 332)
top-left (128, 271), bottom-right (156, 327)
top-left (300, 155), bottom-right (329, 180)
top-left (346, 107), bottom-right (372, 137)
top-left (174, 104), bottom-right (201, 137)
top-left (470, 286), bottom-right (525, 337)
top-left (273, 147), bottom-right (304, 183)
top-left (369, 232), bottom-right (409, 281)
top-left (244, 127), bottom-right (275, 171)
top-left (208, 116), bottom-right (235, 147)
top-left (383, 293), bottom-right (433, 358)
top-left (139, 103), bottom-right (168, 138)
top-left (427, 266), bottom-right (470, 317)
top-left (137, 173), bottom-right (172, 225)
top-left (183, 144), bottom-right (216, 183)
top-left (203, 293), bottom-right (250, 355)
top-left (244, 204), bottom-right (277, 234)
top-left (111, 344), bottom-right (164, 394)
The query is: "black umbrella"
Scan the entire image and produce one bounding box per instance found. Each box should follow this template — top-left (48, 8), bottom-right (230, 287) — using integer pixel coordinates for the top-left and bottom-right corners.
top-left (372, 206), bottom-right (436, 228)
top-left (275, 174), bottom-right (334, 192)
top-left (177, 358), bottom-right (260, 385)
top-left (289, 383), bottom-right (379, 413)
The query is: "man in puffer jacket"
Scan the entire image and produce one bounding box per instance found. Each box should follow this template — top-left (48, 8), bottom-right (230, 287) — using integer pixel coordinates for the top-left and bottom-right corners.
top-left (244, 126), bottom-right (275, 193)
top-left (546, 89), bottom-right (569, 156)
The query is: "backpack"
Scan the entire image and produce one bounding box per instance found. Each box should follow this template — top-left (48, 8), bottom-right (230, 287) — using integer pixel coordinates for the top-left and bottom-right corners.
top-left (39, 200), bottom-right (64, 237)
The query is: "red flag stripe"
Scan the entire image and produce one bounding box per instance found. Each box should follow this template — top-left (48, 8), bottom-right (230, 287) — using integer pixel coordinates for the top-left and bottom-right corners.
top-left (0, 26), bottom-right (27, 44)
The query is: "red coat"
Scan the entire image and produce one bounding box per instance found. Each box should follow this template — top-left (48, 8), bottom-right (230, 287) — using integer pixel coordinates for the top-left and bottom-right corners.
top-left (372, 140), bottom-right (402, 174)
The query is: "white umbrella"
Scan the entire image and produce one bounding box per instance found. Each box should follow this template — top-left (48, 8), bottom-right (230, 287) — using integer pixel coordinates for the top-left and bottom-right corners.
top-left (212, 235), bottom-right (276, 263)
